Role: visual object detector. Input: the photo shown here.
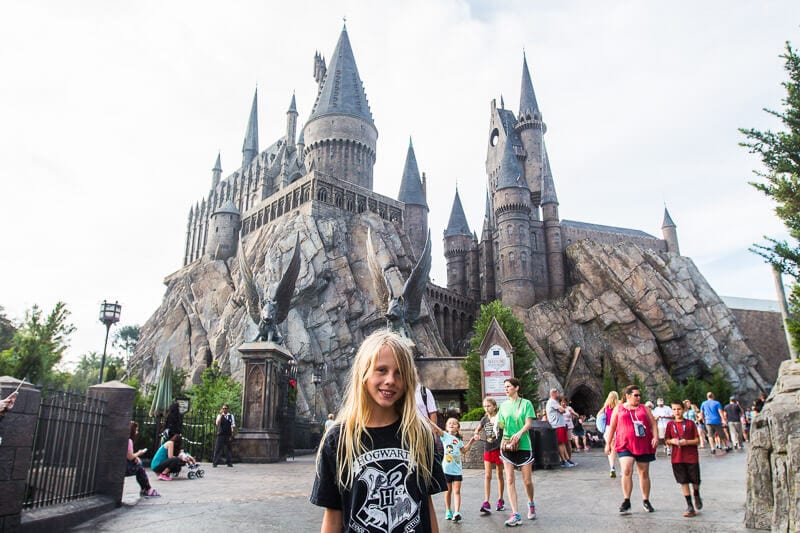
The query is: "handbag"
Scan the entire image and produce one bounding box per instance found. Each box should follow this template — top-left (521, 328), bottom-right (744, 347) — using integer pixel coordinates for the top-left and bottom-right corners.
top-left (501, 399), bottom-right (523, 452)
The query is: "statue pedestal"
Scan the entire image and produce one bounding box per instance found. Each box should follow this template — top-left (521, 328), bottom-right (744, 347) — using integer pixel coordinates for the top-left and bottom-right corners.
top-left (234, 341), bottom-right (295, 463)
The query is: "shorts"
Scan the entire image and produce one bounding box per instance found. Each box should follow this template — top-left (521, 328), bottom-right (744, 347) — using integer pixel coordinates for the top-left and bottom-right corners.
top-left (617, 449), bottom-right (656, 463)
top-left (484, 448), bottom-right (503, 465)
top-left (707, 424), bottom-right (726, 440)
top-left (444, 474), bottom-right (463, 483)
top-left (556, 426), bottom-right (569, 444)
top-left (657, 426), bottom-right (666, 439)
top-left (671, 463), bottom-right (701, 485)
top-left (573, 429), bottom-right (586, 437)
top-left (500, 448), bottom-right (534, 467)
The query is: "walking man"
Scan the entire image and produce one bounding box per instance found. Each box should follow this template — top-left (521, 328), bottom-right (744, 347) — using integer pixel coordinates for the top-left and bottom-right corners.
top-left (213, 404), bottom-right (236, 467)
top-left (700, 392), bottom-right (727, 453)
top-left (546, 388), bottom-right (575, 467)
top-left (652, 398), bottom-right (673, 457)
top-left (724, 397), bottom-right (744, 450)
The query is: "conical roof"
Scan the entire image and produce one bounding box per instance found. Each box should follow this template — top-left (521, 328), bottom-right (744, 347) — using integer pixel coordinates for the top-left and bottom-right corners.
top-left (444, 189), bottom-right (471, 237)
top-left (308, 26), bottom-right (374, 125)
top-left (496, 137), bottom-right (527, 190)
top-left (288, 92), bottom-right (297, 113)
top-left (214, 198), bottom-right (241, 216)
top-left (519, 52), bottom-right (540, 119)
top-left (540, 145), bottom-right (558, 205)
top-left (397, 138), bottom-right (426, 206)
top-left (213, 152), bottom-right (222, 172)
top-left (662, 207), bottom-right (676, 228)
top-left (242, 89), bottom-right (259, 167)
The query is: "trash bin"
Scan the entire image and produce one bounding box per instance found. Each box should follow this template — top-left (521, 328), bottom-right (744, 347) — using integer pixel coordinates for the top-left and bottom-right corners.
top-left (530, 420), bottom-right (561, 469)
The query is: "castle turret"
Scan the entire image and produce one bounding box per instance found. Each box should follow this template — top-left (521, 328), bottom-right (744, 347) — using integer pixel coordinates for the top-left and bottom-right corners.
top-left (206, 199), bottom-right (241, 261)
top-left (468, 232), bottom-right (481, 303)
top-left (286, 93), bottom-right (298, 151)
top-left (303, 26), bottom-right (377, 189)
top-left (494, 138), bottom-right (536, 308)
top-left (479, 189), bottom-right (496, 302)
top-left (514, 53), bottom-right (547, 207)
top-left (444, 189), bottom-right (472, 297)
top-left (661, 207), bottom-right (680, 255)
top-left (212, 153), bottom-right (222, 189)
top-left (242, 89), bottom-right (259, 171)
top-left (541, 146), bottom-right (565, 298)
top-left (397, 138), bottom-right (428, 260)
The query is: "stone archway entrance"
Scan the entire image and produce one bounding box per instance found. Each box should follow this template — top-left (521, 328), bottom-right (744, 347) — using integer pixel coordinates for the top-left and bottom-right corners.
top-left (568, 384), bottom-right (601, 416)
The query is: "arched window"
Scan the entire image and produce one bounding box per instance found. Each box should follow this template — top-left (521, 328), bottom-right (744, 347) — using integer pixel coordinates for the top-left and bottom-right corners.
top-left (532, 232), bottom-right (538, 250)
top-left (509, 252), bottom-right (516, 272)
top-left (507, 225), bottom-right (513, 238)
top-left (521, 251), bottom-right (527, 274)
top-left (317, 187), bottom-right (328, 202)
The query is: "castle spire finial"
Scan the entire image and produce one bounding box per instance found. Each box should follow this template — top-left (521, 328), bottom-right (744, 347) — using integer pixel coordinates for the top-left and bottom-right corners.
top-left (397, 136), bottom-right (426, 207)
top-left (519, 51), bottom-right (540, 118)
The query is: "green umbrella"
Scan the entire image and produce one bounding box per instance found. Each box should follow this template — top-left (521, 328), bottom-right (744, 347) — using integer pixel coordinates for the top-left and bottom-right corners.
top-left (149, 355), bottom-right (173, 418)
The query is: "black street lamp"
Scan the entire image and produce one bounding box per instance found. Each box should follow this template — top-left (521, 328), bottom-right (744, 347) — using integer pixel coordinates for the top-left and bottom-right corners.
top-left (98, 300), bottom-right (122, 384)
top-left (312, 366), bottom-right (323, 422)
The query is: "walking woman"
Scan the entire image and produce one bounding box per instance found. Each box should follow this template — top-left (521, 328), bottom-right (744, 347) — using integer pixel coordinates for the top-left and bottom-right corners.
top-left (597, 391), bottom-right (620, 477)
top-left (605, 384), bottom-right (658, 514)
top-left (497, 378), bottom-right (536, 527)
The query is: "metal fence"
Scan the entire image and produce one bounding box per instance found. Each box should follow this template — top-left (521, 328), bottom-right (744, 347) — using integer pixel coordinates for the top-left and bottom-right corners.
top-left (24, 389), bottom-right (106, 509)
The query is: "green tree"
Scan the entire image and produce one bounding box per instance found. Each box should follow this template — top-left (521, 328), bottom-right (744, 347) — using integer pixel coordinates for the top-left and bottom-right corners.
top-left (185, 362), bottom-right (242, 416)
top-left (708, 368), bottom-right (733, 405)
top-left (112, 324), bottom-right (140, 368)
top-left (601, 362), bottom-right (617, 400)
top-left (463, 300), bottom-right (538, 410)
top-left (0, 306), bottom-right (16, 352)
top-left (68, 351), bottom-right (124, 392)
top-left (740, 42), bottom-right (800, 349)
top-left (0, 302), bottom-right (75, 386)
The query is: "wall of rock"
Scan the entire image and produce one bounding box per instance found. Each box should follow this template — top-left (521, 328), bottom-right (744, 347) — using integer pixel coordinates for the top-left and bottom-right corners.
top-left (520, 240), bottom-right (769, 407)
top-left (745, 359), bottom-right (800, 531)
top-left (131, 210), bottom-right (447, 420)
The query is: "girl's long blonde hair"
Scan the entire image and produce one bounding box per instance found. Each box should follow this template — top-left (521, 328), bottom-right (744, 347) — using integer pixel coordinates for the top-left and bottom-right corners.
top-left (322, 329), bottom-right (435, 490)
top-left (603, 391), bottom-right (620, 410)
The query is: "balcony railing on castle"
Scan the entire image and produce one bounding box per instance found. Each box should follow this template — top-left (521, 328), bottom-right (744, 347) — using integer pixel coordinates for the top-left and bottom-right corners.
top-left (23, 389), bottom-right (106, 509)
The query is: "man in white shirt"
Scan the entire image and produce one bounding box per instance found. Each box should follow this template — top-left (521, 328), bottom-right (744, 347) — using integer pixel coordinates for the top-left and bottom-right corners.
top-left (651, 397), bottom-right (674, 456)
top-left (546, 388), bottom-right (574, 467)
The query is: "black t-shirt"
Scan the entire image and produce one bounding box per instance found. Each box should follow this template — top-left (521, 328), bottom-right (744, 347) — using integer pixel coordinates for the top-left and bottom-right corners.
top-left (310, 419), bottom-right (446, 532)
top-left (479, 415), bottom-right (503, 452)
top-left (724, 403), bottom-right (742, 421)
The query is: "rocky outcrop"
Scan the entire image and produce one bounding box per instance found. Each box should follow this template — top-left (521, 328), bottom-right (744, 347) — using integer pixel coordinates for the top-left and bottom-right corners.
top-left (132, 210), bottom-right (447, 419)
top-left (520, 240), bottom-right (768, 405)
top-left (745, 360), bottom-right (800, 531)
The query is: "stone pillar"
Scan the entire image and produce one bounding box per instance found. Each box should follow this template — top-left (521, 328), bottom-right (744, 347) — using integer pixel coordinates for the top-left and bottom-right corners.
top-left (87, 380), bottom-right (136, 503)
top-left (235, 342), bottom-right (295, 462)
top-left (0, 377), bottom-right (41, 532)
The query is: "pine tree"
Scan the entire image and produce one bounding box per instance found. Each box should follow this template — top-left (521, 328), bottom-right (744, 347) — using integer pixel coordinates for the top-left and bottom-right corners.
top-left (740, 42), bottom-right (800, 350)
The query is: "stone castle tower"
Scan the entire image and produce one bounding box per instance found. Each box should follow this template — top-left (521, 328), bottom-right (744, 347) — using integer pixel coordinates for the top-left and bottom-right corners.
top-left (442, 53), bottom-right (680, 313)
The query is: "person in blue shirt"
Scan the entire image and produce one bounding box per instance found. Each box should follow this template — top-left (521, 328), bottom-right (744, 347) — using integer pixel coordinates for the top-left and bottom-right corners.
top-left (699, 392), bottom-right (726, 453)
top-left (432, 417), bottom-right (479, 522)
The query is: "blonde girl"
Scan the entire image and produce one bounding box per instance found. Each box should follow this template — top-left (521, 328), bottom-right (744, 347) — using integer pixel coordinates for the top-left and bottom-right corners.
top-left (311, 330), bottom-right (446, 533)
top-left (598, 391), bottom-right (620, 478)
top-left (474, 397), bottom-right (505, 514)
top-left (431, 417), bottom-right (478, 521)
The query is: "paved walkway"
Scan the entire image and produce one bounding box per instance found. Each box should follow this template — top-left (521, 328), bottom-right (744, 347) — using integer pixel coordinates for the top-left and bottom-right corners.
top-left (72, 447), bottom-right (754, 532)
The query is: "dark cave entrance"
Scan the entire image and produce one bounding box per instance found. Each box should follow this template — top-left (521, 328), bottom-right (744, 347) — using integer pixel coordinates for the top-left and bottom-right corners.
top-left (568, 384), bottom-right (601, 416)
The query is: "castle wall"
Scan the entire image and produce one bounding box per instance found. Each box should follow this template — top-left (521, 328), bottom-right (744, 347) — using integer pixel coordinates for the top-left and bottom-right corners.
top-left (729, 307), bottom-right (790, 383)
top-left (561, 223), bottom-right (667, 252)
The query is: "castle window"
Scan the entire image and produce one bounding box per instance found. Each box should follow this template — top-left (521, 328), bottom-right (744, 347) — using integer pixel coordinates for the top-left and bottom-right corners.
top-left (335, 193), bottom-right (343, 208)
top-left (509, 252), bottom-right (516, 272)
top-left (532, 233), bottom-right (538, 250)
top-left (317, 187), bottom-right (328, 202)
top-left (521, 251), bottom-right (527, 274)
top-left (519, 225), bottom-right (525, 239)
top-left (507, 225), bottom-right (513, 238)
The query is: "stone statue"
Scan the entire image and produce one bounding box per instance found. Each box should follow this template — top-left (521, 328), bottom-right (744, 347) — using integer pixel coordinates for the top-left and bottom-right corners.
top-left (366, 227), bottom-right (431, 338)
top-left (238, 234), bottom-right (301, 343)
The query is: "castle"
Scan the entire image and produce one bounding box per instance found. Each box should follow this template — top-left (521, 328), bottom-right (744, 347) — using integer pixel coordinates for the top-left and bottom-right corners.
top-left (181, 25), bottom-right (681, 355)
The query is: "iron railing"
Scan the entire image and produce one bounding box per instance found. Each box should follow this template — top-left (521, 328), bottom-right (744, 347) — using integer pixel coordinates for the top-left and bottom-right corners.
top-left (132, 408), bottom-right (222, 462)
top-left (24, 389), bottom-right (106, 509)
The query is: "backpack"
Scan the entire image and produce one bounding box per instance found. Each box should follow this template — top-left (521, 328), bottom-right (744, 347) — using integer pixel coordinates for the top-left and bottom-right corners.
top-left (596, 411), bottom-right (607, 433)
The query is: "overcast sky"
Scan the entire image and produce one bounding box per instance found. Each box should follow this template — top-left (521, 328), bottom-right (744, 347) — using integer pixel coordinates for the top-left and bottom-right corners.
top-left (1, 1), bottom-right (798, 368)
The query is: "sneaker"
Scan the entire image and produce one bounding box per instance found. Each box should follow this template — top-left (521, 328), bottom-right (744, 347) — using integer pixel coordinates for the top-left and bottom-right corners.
top-left (227, 463), bottom-right (234, 467)
top-left (694, 493), bottom-right (703, 511)
top-left (683, 507), bottom-right (696, 517)
top-left (725, 447), bottom-right (732, 452)
top-left (527, 502), bottom-right (537, 520)
top-left (453, 512), bottom-right (462, 522)
top-left (642, 500), bottom-right (655, 513)
top-left (619, 500), bottom-right (631, 514)
top-left (504, 513), bottom-right (522, 527)
top-left (566, 460), bottom-right (576, 467)
top-left (445, 510), bottom-right (453, 521)
top-left (141, 488), bottom-right (160, 497)
top-left (610, 468), bottom-right (616, 478)
top-left (496, 499), bottom-right (505, 512)
top-left (480, 501), bottom-right (491, 514)
top-left (710, 448), bottom-right (716, 455)
top-left (157, 473), bottom-right (172, 481)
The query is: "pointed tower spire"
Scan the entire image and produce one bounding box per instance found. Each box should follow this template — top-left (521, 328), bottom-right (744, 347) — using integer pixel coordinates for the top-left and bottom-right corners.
top-left (308, 26), bottom-right (374, 125)
top-left (661, 206), bottom-right (680, 255)
top-left (397, 137), bottom-right (426, 207)
top-left (242, 89), bottom-right (259, 170)
top-left (496, 138), bottom-right (527, 190)
top-left (540, 145), bottom-right (558, 205)
top-left (662, 206), bottom-right (676, 228)
top-left (286, 92), bottom-right (298, 149)
top-left (444, 189), bottom-right (471, 237)
top-left (211, 152), bottom-right (222, 189)
top-left (519, 51), bottom-right (541, 119)
top-left (484, 189), bottom-right (491, 221)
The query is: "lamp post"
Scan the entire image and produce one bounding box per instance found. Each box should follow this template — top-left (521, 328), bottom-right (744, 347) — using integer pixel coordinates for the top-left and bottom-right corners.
top-left (98, 300), bottom-right (122, 384)
top-left (312, 366), bottom-right (322, 423)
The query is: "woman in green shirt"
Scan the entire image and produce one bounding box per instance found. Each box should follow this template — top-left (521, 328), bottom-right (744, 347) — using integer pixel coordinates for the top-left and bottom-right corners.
top-left (497, 377), bottom-right (536, 526)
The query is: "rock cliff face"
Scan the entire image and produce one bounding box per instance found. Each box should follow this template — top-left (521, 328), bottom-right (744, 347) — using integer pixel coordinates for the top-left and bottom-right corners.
top-left (132, 210), bottom-right (446, 419)
top-left (520, 240), bottom-right (768, 407)
top-left (745, 360), bottom-right (800, 531)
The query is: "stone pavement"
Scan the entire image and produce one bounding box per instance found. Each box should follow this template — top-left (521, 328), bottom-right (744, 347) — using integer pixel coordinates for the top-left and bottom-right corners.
top-left (72, 447), bottom-right (754, 532)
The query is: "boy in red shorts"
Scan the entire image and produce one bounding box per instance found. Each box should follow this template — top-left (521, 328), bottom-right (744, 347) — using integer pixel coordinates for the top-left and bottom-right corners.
top-left (665, 400), bottom-right (703, 517)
